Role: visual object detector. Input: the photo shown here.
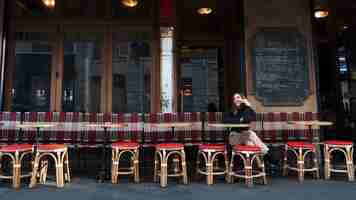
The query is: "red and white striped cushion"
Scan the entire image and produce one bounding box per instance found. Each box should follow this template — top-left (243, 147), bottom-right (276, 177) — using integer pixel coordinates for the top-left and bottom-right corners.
top-left (324, 140), bottom-right (353, 146)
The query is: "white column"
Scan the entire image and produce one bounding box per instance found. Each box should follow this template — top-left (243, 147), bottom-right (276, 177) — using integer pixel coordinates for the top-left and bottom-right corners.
top-left (160, 27), bottom-right (174, 112)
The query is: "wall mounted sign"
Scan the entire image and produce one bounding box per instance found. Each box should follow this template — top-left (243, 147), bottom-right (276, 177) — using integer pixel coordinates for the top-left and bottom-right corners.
top-left (251, 28), bottom-right (310, 106)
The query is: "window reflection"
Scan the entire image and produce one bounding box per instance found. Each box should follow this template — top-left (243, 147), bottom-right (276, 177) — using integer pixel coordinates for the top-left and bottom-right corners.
top-left (62, 33), bottom-right (103, 112)
top-left (112, 32), bottom-right (151, 113)
top-left (180, 48), bottom-right (223, 112)
top-left (12, 32), bottom-right (52, 111)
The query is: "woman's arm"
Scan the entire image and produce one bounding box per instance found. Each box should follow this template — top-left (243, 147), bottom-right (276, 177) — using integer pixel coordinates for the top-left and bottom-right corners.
top-left (240, 106), bottom-right (256, 123)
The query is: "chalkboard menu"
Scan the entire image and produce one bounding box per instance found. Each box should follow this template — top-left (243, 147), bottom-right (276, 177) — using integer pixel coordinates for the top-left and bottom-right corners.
top-left (251, 28), bottom-right (309, 106)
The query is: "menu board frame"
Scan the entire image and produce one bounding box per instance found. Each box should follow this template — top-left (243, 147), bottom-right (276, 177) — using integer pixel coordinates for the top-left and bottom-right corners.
top-left (250, 27), bottom-right (310, 106)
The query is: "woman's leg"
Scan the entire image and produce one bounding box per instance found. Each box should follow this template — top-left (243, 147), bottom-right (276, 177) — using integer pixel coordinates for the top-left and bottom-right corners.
top-left (244, 130), bottom-right (269, 154)
top-left (229, 131), bottom-right (245, 145)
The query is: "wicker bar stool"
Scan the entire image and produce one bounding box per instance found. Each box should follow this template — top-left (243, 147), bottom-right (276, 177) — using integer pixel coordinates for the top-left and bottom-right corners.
top-left (229, 145), bottom-right (267, 187)
top-left (196, 144), bottom-right (229, 185)
top-left (0, 144), bottom-right (33, 189)
top-left (29, 144), bottom-right (70, 188)
top-left (282, 141), bottom-right (319, 182)
top-left (154, 143), bottom-right (188, 187)
top-left (324, 140), bottom-right (354, 181)
top-left (111, 141), bottom-right (140, 184)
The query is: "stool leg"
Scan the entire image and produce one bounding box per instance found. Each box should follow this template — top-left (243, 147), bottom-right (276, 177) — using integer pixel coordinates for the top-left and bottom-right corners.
top-left (153, 150), bottom-right (159, 183)
top-left (258, 155), bottom-right (267, 185)
top-left (346, 146), bottom-right (354, 181)
top-left (181, 150), bottom-right (188, 185)
top-left (324, 145), bottom-right (331, 180)
top-left (297, 148), bottom-right (304, 182)
top-left (64, 150), bottom-right (71, 183)
top-left (12, 152), bottom-right (20, 189)
top-left (206, 151), bottom-right (213, 185)
top-left (39, 160), bottom-right (49, 184)
top-left (117, 151), bottom-right (123, 184)
top-left (282, 145), bottom-right (288, 176)
top-left (224, 151), bottom-right (231, 183)
top-left (313, 149), bottom-right (320, 179)
top-left (29, 152), bottom-right (40, 188)
top-left (111, 149), bottom-right (118, 184)
top-left (56, 152), bottom-right (64, 188)
top-left (134, 149), bottom-right (140, 183)
top-left (229, 152), bottom-right (235, 184)
top-left (160, 150), bottom-right (167, 187)
top-left (245, 154), bottom-right (252, 187)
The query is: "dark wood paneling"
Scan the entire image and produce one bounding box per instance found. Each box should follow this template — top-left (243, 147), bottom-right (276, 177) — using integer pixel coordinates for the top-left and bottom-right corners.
top-left (3, 1), bottom-right (16, 111)
top-left (0, 0), bottom-right (5, 108)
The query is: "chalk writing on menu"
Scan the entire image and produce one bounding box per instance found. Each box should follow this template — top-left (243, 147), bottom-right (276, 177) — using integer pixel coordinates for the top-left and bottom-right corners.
top-left (251, 28), bottom-right (309, 106)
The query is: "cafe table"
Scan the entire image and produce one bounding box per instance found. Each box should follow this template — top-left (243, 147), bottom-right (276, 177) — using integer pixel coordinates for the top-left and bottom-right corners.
top-left (16, 122), bottom-right (59, 149)
top-left (207, 123), bottom-right (250, 129)
top-left (207, 123), bottom-right (250, 144)
top-left (83, 122), bottom-right (127, 182)
top-left (287, 120), bottom-right (333, 162)
top-left (287, 120), bottom-right (333, 141)
top-left (152, 122), bottom-right (193, 135)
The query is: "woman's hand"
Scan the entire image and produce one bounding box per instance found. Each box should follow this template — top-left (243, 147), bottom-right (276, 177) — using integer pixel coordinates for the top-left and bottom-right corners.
top-left (242, 98), bottom-right (251, 107)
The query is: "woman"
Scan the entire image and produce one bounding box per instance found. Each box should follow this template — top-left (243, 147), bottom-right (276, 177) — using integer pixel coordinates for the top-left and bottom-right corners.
top-left (224, 93), bottom-right (269, 154)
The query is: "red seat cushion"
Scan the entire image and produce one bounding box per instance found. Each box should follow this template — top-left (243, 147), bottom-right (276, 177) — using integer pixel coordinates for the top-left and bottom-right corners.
top-left (199, 144), bottom-right (225, 151)
top-left (233, 145), bottom-right (261, 152)
top-left (37, 144), bottom-right (67, 151)
top-left (112, 141), bottom-right (139, 149)
top-left (156, 143), bottom-right (184, 149)
top-left (287, 141), bottom-right (315, 149)
top-left (0, 144), bottom-right (33, 152)
top-left (324, 140), bottom-right (353, 146)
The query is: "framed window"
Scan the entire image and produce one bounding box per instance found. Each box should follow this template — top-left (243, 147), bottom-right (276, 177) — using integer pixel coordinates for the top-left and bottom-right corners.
top-left (179, 48), bottom-right (223, 112)
top-left (112, 31), bottom-right (152, 113)
top-left (12, 32), bottom-right (52, 111)
top-left (61, 32), bottom-right (104, 112)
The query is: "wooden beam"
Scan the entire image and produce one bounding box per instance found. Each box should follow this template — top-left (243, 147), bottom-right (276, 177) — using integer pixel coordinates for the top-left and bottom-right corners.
top-left (105, 27), bottom-right (113, 113)
top-left (3, 1), bottom-right (16, 111)
top-left (51, 26), bottom-right (64, 111)
top-left (50, 31), bottom-right (57, 111)
top-left (151, 0), bottom-right (160, 112)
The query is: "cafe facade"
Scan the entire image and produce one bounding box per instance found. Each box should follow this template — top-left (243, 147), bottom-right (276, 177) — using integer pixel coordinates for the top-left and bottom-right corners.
top-left (0, 0), bottom-right (320, 114)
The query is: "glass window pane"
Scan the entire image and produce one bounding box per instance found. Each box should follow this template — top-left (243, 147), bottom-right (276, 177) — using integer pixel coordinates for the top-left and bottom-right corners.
top-left (112, 31), bottom-right (151, 113)
top-left (180, 48), bottom-right (223, 112)
top-left (12, 32), bottom-right (52, 111)
top-left (62, 33), bottom-right (103, 112)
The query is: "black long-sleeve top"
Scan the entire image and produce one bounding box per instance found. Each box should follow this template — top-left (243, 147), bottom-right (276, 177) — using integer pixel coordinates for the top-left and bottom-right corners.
top-left (223, 104), bottom-right (256, 132)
